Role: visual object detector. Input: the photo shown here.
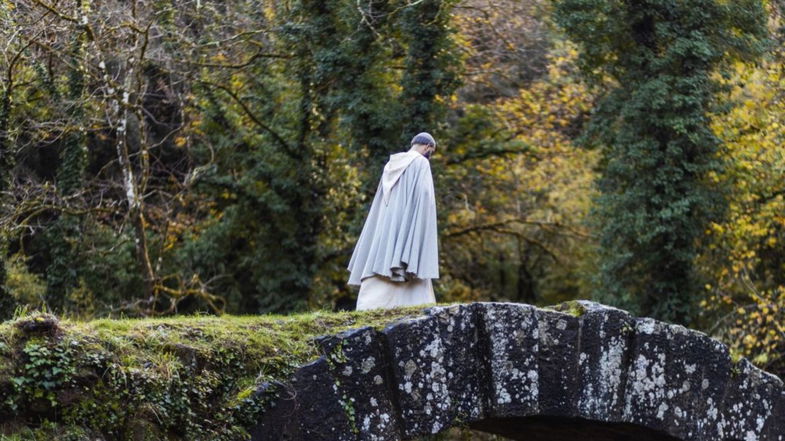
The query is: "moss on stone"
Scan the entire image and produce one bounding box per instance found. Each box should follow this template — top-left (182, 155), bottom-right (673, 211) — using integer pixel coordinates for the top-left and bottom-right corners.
top-left (546, 300), bottom-right (588, 317)
top-left (0, 305), bottom-right (435, 441)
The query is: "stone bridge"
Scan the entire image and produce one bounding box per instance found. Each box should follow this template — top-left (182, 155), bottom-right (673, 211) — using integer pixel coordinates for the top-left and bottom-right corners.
top-left (250, 302), bottom-right (784, 441)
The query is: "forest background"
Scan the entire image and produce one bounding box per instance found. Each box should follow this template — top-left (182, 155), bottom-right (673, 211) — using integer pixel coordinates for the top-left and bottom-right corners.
top-left (0, 0), bottom-right (783, 380)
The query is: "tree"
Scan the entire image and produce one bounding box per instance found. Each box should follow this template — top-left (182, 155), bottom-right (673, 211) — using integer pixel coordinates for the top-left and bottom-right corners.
top-left (553, 0), bottom-right (768, 324)
top-left (2, 0), bottom-right (215, 316)
top-left (399, 0), bottom-right (461, 142)
top-left (46, 0), bottom-right (91, 311)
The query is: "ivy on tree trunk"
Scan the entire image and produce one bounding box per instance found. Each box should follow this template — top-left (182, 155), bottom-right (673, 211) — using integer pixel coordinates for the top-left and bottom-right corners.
top-left (553, 0), bottom-right (768, 324)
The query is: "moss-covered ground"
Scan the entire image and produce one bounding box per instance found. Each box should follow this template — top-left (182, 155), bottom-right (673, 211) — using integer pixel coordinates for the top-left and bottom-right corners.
top-left (0, 305), bottom-right (436, 441)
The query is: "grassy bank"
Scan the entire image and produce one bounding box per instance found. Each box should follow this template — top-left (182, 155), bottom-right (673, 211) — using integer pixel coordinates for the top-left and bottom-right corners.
top-left (0, 305), bottom-right (433, 441)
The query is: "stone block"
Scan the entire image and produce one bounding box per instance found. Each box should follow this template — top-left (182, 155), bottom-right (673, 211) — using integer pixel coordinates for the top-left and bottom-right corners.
top-left (478, 302), bottom-right (540, 418)
top-left (384, 304), bottom-right (488, 438)
top-left (622, 317), bottom-right (672, 430)
top-left (720, 359), bottom-right (784, 441)
top-left (761, 389), bottom-right (784, 441)
top-left (318, 326), bottom-right (402, 441)
top-left (661, 326), bottom-right (731, 441)
top-left (536, 308), bottom-right (581, 417)
top-left (575, 302), bottom-right (635, 423)
top-left (250, 358), bottom-right (354, 441)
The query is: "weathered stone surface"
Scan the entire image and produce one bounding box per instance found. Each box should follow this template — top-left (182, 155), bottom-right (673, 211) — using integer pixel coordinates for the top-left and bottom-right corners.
top-left (719, 359), bottom-right (784, 441)
top-left (250, 302), bottom-right (785, 441)
top-left (664, 326), bottom-right (731, 441)
top-left (761, 390), bottom-right (785, 441)
top-left (618, 318), bottom-right (737, 441)
top-left (623, 317), bottom-right (673, 431)
top-left (575, 302), bottom-right (635, 423)
top-left (479, 302), bottom-right (539, 417)
top-left (384, 304), bottom-right (488, 438)
top-left (248, 382), bottom-right (295, 441)
top-left (536, 308), bottom-right (581, 417)
top-left (318, 327), bottom-right (403, 441)
top-left (470, 416), bottom-right (683, 441)
top-left (250, 359), bottom-right (354, 441)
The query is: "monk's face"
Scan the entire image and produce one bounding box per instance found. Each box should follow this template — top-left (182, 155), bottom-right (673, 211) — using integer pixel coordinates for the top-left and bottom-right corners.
top-left (423, 144), bottom-right (436, 159)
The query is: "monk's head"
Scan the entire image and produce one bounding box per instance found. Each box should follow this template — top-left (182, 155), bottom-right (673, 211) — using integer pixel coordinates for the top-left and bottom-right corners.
top-left (410, 132), bottom-right (437, 159)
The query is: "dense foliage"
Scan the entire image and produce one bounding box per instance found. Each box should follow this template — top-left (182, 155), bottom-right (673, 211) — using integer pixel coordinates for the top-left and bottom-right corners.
top-left (698, 29), bottom-right (785, 377)
top-left (0, 0), bottom-right (590, 318)
top-left (0, 0), bottom-right (782, 388)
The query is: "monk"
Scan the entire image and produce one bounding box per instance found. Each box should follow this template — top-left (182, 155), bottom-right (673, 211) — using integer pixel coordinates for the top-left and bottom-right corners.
top-left (347, 132), bottom-right (440, 310)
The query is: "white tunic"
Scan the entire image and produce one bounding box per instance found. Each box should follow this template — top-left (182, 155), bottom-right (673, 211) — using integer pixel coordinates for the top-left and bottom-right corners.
top-left (356, 275), bottom-right (435, 311)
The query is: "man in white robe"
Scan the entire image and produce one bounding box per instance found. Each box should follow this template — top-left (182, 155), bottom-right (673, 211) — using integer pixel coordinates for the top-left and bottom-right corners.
top-left (347, 132), bottom-right (440, 310)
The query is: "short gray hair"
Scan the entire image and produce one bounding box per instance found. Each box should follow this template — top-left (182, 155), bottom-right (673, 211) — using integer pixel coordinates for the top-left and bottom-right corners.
top-left (410, 132), bottom-right (436, 147)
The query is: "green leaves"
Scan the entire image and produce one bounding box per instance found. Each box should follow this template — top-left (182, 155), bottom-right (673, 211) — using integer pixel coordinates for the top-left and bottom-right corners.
top-left (7, 341), bottom-right (77, 411)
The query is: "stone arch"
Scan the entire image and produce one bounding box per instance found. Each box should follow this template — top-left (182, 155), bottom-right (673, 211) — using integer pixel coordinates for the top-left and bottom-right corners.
top-left (250, 302), bottom-right (784, 441)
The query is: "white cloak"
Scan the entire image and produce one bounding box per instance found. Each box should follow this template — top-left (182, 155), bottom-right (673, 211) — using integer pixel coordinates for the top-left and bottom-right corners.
top-left (347, 150), bottom-right (439, 286)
